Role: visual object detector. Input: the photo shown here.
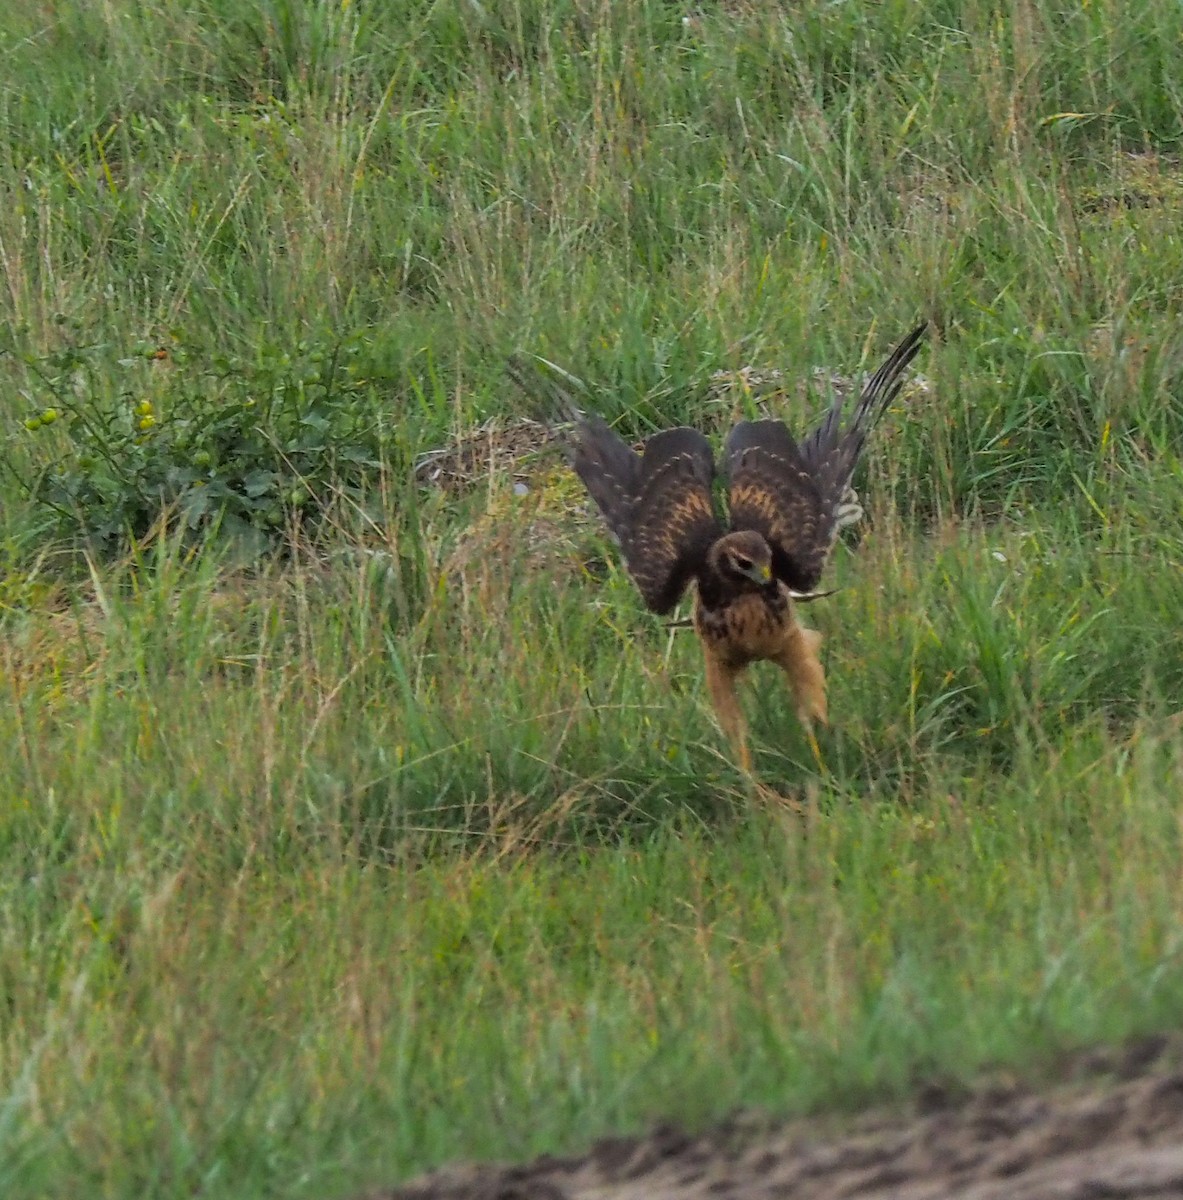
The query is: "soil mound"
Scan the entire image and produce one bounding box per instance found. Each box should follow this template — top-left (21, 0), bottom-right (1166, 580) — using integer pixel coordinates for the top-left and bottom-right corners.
top-left (371, 1036), bottom-right (1183, 1200)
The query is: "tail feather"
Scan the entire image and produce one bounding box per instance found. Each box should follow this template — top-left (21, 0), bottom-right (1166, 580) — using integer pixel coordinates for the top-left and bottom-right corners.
top-left (800, 322), bottom-right (927, 492)
top-left (845, 321), bottom-right (928, 453)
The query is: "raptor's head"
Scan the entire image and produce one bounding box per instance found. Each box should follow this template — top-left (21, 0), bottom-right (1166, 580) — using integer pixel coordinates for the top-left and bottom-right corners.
top-left (708, 530), bottom-right (773, 590)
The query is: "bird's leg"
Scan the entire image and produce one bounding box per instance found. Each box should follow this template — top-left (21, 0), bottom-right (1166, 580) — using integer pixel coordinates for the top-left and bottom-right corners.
top-left (775, 622), bottom-right (829, 770)
top-left (775, 623), bottom-right (828, 726)
top-left (703, 653), bottom-right (751, 774)
top-left (704, 656), bottom-right (801, 814)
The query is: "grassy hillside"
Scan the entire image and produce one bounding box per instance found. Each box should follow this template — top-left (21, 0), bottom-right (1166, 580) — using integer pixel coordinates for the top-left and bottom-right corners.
top-left (4, 2), bottom-right (1183, 1196)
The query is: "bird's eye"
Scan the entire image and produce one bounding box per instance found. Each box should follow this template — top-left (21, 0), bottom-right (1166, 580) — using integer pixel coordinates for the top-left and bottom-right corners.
top-left (734, 556), bottom-right (752, 571)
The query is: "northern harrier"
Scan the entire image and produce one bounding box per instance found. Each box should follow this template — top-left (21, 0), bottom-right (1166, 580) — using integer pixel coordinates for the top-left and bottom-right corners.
top-left (553, 323), bottom-right (927, 773)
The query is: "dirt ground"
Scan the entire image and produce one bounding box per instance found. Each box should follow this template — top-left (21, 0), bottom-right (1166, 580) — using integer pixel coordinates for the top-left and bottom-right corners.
top-left (369, 1036), bottom-right (1183, 1200)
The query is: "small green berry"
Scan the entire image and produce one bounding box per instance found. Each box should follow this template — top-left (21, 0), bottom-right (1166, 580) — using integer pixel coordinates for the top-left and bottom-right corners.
top-left (40, 408), bottom-right (58, 424)
top-left (192, 449), bottom-right (212, 469)
top-left (23, 416), bottom-right (42, 431)
top-left (136, 399), bottom-right (153, 416)
top-left (138, 415), bottom-right (156, 431)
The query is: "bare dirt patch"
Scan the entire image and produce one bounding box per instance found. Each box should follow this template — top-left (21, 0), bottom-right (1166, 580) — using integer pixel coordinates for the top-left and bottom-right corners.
top-left (368, 1036), bottom-right (1183, 1200)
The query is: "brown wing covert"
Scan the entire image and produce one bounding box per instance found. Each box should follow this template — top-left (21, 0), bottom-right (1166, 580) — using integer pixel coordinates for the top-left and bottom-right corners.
top-left (572, 419), bottom-right (722, 614)
top-left (724, 323), bottom-right (926, 592)
top-left (725, 421), bottom-right (829, 592)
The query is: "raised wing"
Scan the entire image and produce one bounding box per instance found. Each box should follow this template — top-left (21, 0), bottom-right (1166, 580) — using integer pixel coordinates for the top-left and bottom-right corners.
top-left (724, 323), bottom-right (926, 592)
top-left (571, 417), bottom-right (722, 614)
top-left (725, 420), bottom-right (830, 592)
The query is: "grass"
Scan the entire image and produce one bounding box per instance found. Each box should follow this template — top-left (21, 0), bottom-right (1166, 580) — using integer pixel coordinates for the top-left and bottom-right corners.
top-left (5, 1), bottom-right (1183, 1196)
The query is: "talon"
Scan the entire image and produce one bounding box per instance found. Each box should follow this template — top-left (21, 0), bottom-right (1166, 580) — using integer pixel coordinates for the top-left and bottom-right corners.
top-left (803, 725), bottom-right (827, 773)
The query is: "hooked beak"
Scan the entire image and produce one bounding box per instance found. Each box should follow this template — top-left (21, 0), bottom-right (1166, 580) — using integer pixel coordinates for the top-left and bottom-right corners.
top-left (744, 562), bottom-right (773, 585)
